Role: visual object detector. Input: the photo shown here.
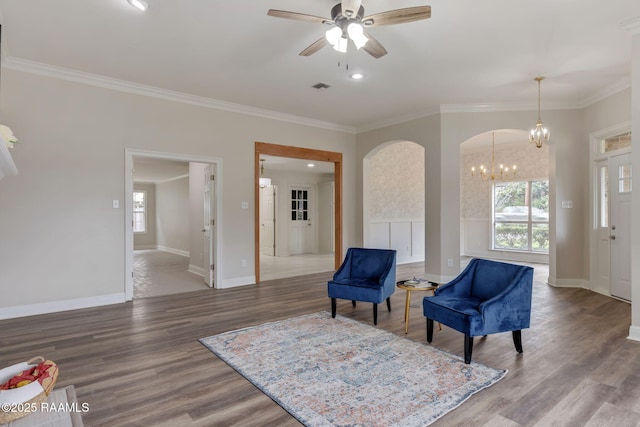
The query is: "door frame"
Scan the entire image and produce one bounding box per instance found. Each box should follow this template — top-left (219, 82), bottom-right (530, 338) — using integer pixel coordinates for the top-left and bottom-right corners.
top-left (589, 121), bottom-right (631, 297)
top-left (125, 148), bottom-right (223, 299)
top-left (254, 142), bottom-right (342, 283)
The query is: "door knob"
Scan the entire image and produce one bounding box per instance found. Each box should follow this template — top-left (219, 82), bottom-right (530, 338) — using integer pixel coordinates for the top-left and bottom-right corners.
top-left (610, 235), bottom-right (616, 240)
top-left (202, 229), bottom-right (206, 232)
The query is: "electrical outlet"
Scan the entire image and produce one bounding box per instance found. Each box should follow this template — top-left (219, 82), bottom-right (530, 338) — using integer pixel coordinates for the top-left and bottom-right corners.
top-left (447, 259), bottom-right (453, 267)
top-left (241, 259), bottom-right (247, 268)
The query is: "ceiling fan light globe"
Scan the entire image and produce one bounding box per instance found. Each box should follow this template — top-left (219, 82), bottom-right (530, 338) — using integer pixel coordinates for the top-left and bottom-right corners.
top-left (325, 26), bottom-right (343, 45)
top-left (347, 23), bottom-right (368, 49)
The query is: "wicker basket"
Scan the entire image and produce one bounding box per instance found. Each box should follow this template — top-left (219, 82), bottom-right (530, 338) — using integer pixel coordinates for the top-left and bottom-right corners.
top-left (0, 356), bottom-right (59, 424)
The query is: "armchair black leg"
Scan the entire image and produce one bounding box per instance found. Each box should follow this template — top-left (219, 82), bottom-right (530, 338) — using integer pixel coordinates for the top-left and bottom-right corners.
top-left (464, 335), bottom-right (473, 364)
top-left (386, 297), bottom-right (391, 312)
top-left (373, 303), bottom-right (378, 325)
top-left (426, 318), bottom-right (434, 343)
top-left (513, 330), bottom-right (523, 353)
top-left (331, 298), bottom-right (337, 318)
top-left (352, 300), bottom-right (356, 307)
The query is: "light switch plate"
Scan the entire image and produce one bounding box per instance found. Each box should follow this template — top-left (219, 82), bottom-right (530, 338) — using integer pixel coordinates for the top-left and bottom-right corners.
top-left (113, 200), bottom-right (120, 209)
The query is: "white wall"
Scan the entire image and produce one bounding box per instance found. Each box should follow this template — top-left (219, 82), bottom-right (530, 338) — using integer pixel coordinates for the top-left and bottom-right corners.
top-left (156, 176), bottom-right (189, 255)
top-left (133, 182), bottom-right (156, 249)
top-left (0, 68), bottom-right (356, 316)
top-left (317, 181), bottom-right (335, 254)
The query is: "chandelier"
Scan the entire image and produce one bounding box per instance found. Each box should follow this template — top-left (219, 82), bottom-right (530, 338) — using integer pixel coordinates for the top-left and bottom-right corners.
top-left (529, 76), bottom-right (550, 148)
top-left (259, 159), bottom-right (271, 188)
top-left (471, 132), bottom-right (517, 181)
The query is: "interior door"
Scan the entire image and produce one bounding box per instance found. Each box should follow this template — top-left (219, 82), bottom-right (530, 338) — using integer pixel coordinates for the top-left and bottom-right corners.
top-left (260, 185), bottom-right (276, 256)
top-left (610, 153), bottom-right (631, 300)
top-left (203, 164), bottom-right (216, 287)
top-left (289, 186), bottom-right (313, 255)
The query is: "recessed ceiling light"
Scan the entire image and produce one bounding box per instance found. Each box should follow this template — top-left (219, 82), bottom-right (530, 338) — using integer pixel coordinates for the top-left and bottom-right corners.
top-left (349, 73), bottom-right (365, 80)
top-left (127, 0), bottom-right (149, 11)
top-left (307, 163), bottom-right (315, 168)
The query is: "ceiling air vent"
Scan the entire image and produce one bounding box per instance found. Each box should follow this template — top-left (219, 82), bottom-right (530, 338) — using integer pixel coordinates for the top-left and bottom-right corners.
top-left (312, 82), bottom-right (331, 90)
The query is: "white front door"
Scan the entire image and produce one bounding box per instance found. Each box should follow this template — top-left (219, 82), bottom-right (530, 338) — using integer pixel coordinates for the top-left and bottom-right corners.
top-left (203, 164), bottom-right (216, 287)
top-left (260, 185), bottom-right (276, 256)
top-left (610, 153), bottom-right (632, 300)
top-left (289, 186), bottom-right (314, 255)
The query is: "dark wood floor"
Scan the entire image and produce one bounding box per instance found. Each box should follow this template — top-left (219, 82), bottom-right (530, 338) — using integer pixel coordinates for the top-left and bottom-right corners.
top-left (1, 262), bottom-right (640, 426)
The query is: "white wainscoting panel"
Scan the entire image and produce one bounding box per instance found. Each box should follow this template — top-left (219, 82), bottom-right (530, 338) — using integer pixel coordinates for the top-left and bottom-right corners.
top-left (369, 219), bottom-right (424, 264)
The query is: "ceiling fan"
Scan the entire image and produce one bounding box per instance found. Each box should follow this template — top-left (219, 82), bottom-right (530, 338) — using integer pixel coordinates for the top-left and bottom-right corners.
top-left (267, 0), bottom-right (431, 59)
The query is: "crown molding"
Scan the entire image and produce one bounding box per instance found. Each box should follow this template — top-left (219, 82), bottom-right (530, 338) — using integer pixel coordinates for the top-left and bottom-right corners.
top-left (621, 17), bottom-right (640, 35)
top-left (3, 57), bottom-right (357, 134)
top-left (3, 56), bottom-right (632, 136)
top-left (578, 77), bottom-right (631, 107)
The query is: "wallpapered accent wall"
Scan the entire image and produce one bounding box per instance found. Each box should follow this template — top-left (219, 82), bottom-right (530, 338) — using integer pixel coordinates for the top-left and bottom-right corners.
top-left (461, 142), bottom-right (549, 219)
top-left (368, 142), bottom-right (425, 219)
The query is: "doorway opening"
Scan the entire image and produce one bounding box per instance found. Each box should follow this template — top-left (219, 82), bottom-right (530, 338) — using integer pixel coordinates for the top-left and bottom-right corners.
top-left (258, 155), bottom-right (335, 280)
top-left (254, 142), bottom-right (342, 283)
top-left (125, 149), bottom-right (223, 300)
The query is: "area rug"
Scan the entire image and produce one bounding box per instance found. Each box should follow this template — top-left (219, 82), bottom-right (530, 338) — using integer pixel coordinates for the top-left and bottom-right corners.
top-left (199, 312), bottom-right (506, 427)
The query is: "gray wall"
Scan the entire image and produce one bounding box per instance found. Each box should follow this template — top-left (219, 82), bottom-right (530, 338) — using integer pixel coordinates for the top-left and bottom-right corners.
top-left (156, 176), bottom-right (189, 254)
top-left (0, 68), bottom-right (356, 314)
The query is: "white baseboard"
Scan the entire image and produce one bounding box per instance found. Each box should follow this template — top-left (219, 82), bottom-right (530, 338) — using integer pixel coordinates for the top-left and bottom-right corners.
top-left (188, 264), bottom-right (205, 277)
top-left (547, 277), bottom-right (590, 289)
top-left (220, 276), bottom-right (256, 289)
top-left (397, 256), bottom-right (425, 265)
top-left (628, 325), bottom-right (640, 342)
top-left (0, 293), bottom-right (126, 320)
top-left (157, 246), bottom-right (190, 257)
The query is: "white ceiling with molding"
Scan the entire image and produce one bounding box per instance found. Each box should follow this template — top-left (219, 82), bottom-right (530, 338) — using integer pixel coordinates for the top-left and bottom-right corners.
top-left (0, 1), bottom-right (639, 132)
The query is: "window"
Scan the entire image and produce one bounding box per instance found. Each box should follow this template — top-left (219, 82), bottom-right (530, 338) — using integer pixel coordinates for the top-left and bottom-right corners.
top-left (291, 189), bottom-right (309, 221)
top-left (133, 191), bottom-right (147, 233)
top-left (600, 131), bottom-right (631, 154)
top-left (599, 165), bottom-right (609, 227)
top-left (493, 180), bottom-right (549, 253)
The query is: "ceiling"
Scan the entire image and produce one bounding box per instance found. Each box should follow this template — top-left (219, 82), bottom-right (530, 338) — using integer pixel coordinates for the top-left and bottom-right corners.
top-left (133, 157), bottom-right (189, 183)
top-left (262, 155), bottom-right (335, 175)
top-left (0, 1), bottom-right (638, 132)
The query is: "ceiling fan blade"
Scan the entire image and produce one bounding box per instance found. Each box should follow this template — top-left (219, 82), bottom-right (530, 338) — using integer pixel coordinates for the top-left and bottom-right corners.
top-left (362, 32), bottom-right (387, 59)
top-left (362, 6), bottom-right (431, 27)
top-left (341, 0), bottom-right (362, 18)
top-left (267, 9), bottom-right (332, 25)
top-left (299, 37), bottom-right (328, 56)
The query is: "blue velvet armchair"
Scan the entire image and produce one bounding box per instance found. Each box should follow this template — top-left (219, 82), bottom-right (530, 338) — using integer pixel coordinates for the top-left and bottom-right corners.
top-left (422, 258), bottom-right (533, 364)
top-left (328, 248), bottom-right (397, 325)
